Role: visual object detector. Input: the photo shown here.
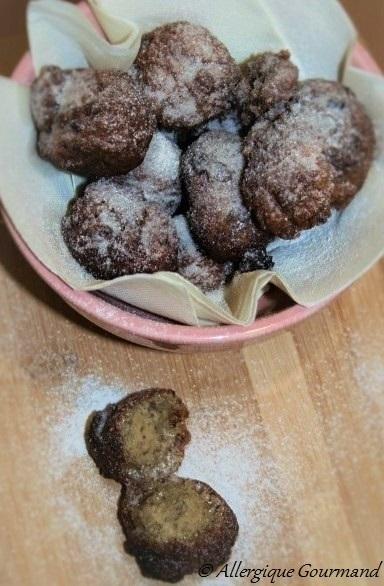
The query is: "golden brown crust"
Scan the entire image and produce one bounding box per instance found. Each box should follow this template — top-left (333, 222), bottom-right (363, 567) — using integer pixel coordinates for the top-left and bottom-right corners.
top-left (86, 389), bottom-right (191, 484)
top-left (118, 477), bottom-right (239, 582)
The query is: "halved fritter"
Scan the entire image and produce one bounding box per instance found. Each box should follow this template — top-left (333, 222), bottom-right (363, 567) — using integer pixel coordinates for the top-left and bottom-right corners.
top-left (118, 477), bottom-right (239, 582)
top-left (86, 389), bottom-right (190, 484)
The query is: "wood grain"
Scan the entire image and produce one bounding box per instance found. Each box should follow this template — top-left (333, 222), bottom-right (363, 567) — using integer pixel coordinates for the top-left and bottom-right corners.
top-left (0, 3), bottom-right (383, 585)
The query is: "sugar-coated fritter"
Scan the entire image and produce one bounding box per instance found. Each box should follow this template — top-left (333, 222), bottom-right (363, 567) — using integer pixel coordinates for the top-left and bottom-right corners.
top-left (62, 179), bottom-right (178, 280)
top-left (182, 130), bottom-right (270, 263)
top-left (298, 80), bottom-right (375, 209)
top-left (31, 65), bottom-right (156, 177)
top-left (135, 22), bottom-right (241, 129)
top-left (242, 79), bottom-right (375, 238)
top-left (236, 50), bottom-right (299, 127)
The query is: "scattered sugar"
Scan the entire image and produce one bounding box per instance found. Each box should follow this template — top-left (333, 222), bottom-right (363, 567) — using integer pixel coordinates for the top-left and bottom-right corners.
top-left (59, 70), bottom-right (99, 110)
top-left (47, 459), bottom-right (127, 566)
top-left (44, 374), bottom-right (126, 472)
top-left (7, 302), bottom-right (380, 585)
top-left (164, 95), bottom-right (198, 121)
top-left (179, 397), bottom-right (293, 573)
top-left (350, 327), bottom-right (384, 418)
top-left (29, 373), bottom-right (142, 581)
top-left (296, 311), bottom-right (384, 475)
top-left (174, 214), bottom-right (198, 252)
top-left (135, 132), bottom-right (181, 186)
top-left (38, 372), bottom-right (293, 585)
top-left (354, 355), bottom-right (384, 409)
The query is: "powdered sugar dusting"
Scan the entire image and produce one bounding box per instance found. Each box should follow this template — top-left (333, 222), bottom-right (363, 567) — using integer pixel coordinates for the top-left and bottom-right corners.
top-left (350, 325), bottom-right (384, 419)
top-left (10, 305), bottom-right (381, 585)
top-left (19, 371), bottom-right (147, 584)
top-left (45, 374), bottom-right (126, 473)
top-left (38, 372), bottom-right (294, 585)
top-left (188, 110), bottom-right (243, 144)
top-left (179, 396), bottom-right (293, 572)
top-left (354, 354), bottom-right (384, 410)
top-left (58, 70), bottom-right (99, 110)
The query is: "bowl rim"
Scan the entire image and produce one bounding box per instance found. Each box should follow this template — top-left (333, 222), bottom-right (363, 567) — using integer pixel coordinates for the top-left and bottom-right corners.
top-left (4, 42), bottom-right (381, 349)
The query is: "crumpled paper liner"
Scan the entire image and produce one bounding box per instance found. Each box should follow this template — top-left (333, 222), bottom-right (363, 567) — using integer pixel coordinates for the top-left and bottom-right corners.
top-left (0, 0), bottom-right (383, 326)
top-left (28, 0), bottom-right (141, 73)
top-left (88, 0), bottom-right (356, 79)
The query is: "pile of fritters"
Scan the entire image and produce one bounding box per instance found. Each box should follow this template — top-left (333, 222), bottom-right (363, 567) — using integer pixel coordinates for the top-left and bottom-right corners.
top-left (31, 22), bottom-right (375, 292)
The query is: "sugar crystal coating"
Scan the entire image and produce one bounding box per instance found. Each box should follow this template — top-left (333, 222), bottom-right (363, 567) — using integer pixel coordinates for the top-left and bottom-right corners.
top-left (296, 80), bottom-right (375, 209)
top-left (182, 130), bottom-right (269, 262)
top-left (31, 65), bottom-right (156, 177)
top-left (135, 22), bottom-right (241, 129)
top-left (44, 30), bottom-right (375, 285)
top-left (236, 50), bottom-right (299, 127)
top-left (242, 79), bottom-right (375, 239)
top-left (62, 178), bottom-right (178, 280)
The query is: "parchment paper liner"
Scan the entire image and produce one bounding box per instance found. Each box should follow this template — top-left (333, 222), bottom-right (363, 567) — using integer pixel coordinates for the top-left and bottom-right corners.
top-left (0, 0), bottom-right (382, 326)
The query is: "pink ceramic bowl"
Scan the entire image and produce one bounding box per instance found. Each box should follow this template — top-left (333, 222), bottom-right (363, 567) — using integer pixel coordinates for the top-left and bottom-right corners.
top-left (3, 27), bottom-right (381, 351)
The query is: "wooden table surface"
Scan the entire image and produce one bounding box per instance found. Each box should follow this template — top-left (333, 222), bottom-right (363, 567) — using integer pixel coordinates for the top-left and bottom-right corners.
top-left (0, 3), bottom-right (383, 586)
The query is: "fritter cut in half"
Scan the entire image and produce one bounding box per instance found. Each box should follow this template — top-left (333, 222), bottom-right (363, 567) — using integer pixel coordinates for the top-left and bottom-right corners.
top-left (118, 477), bottom-right (239, 583)
top-left (86, 389), bottom-right (190, 484)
